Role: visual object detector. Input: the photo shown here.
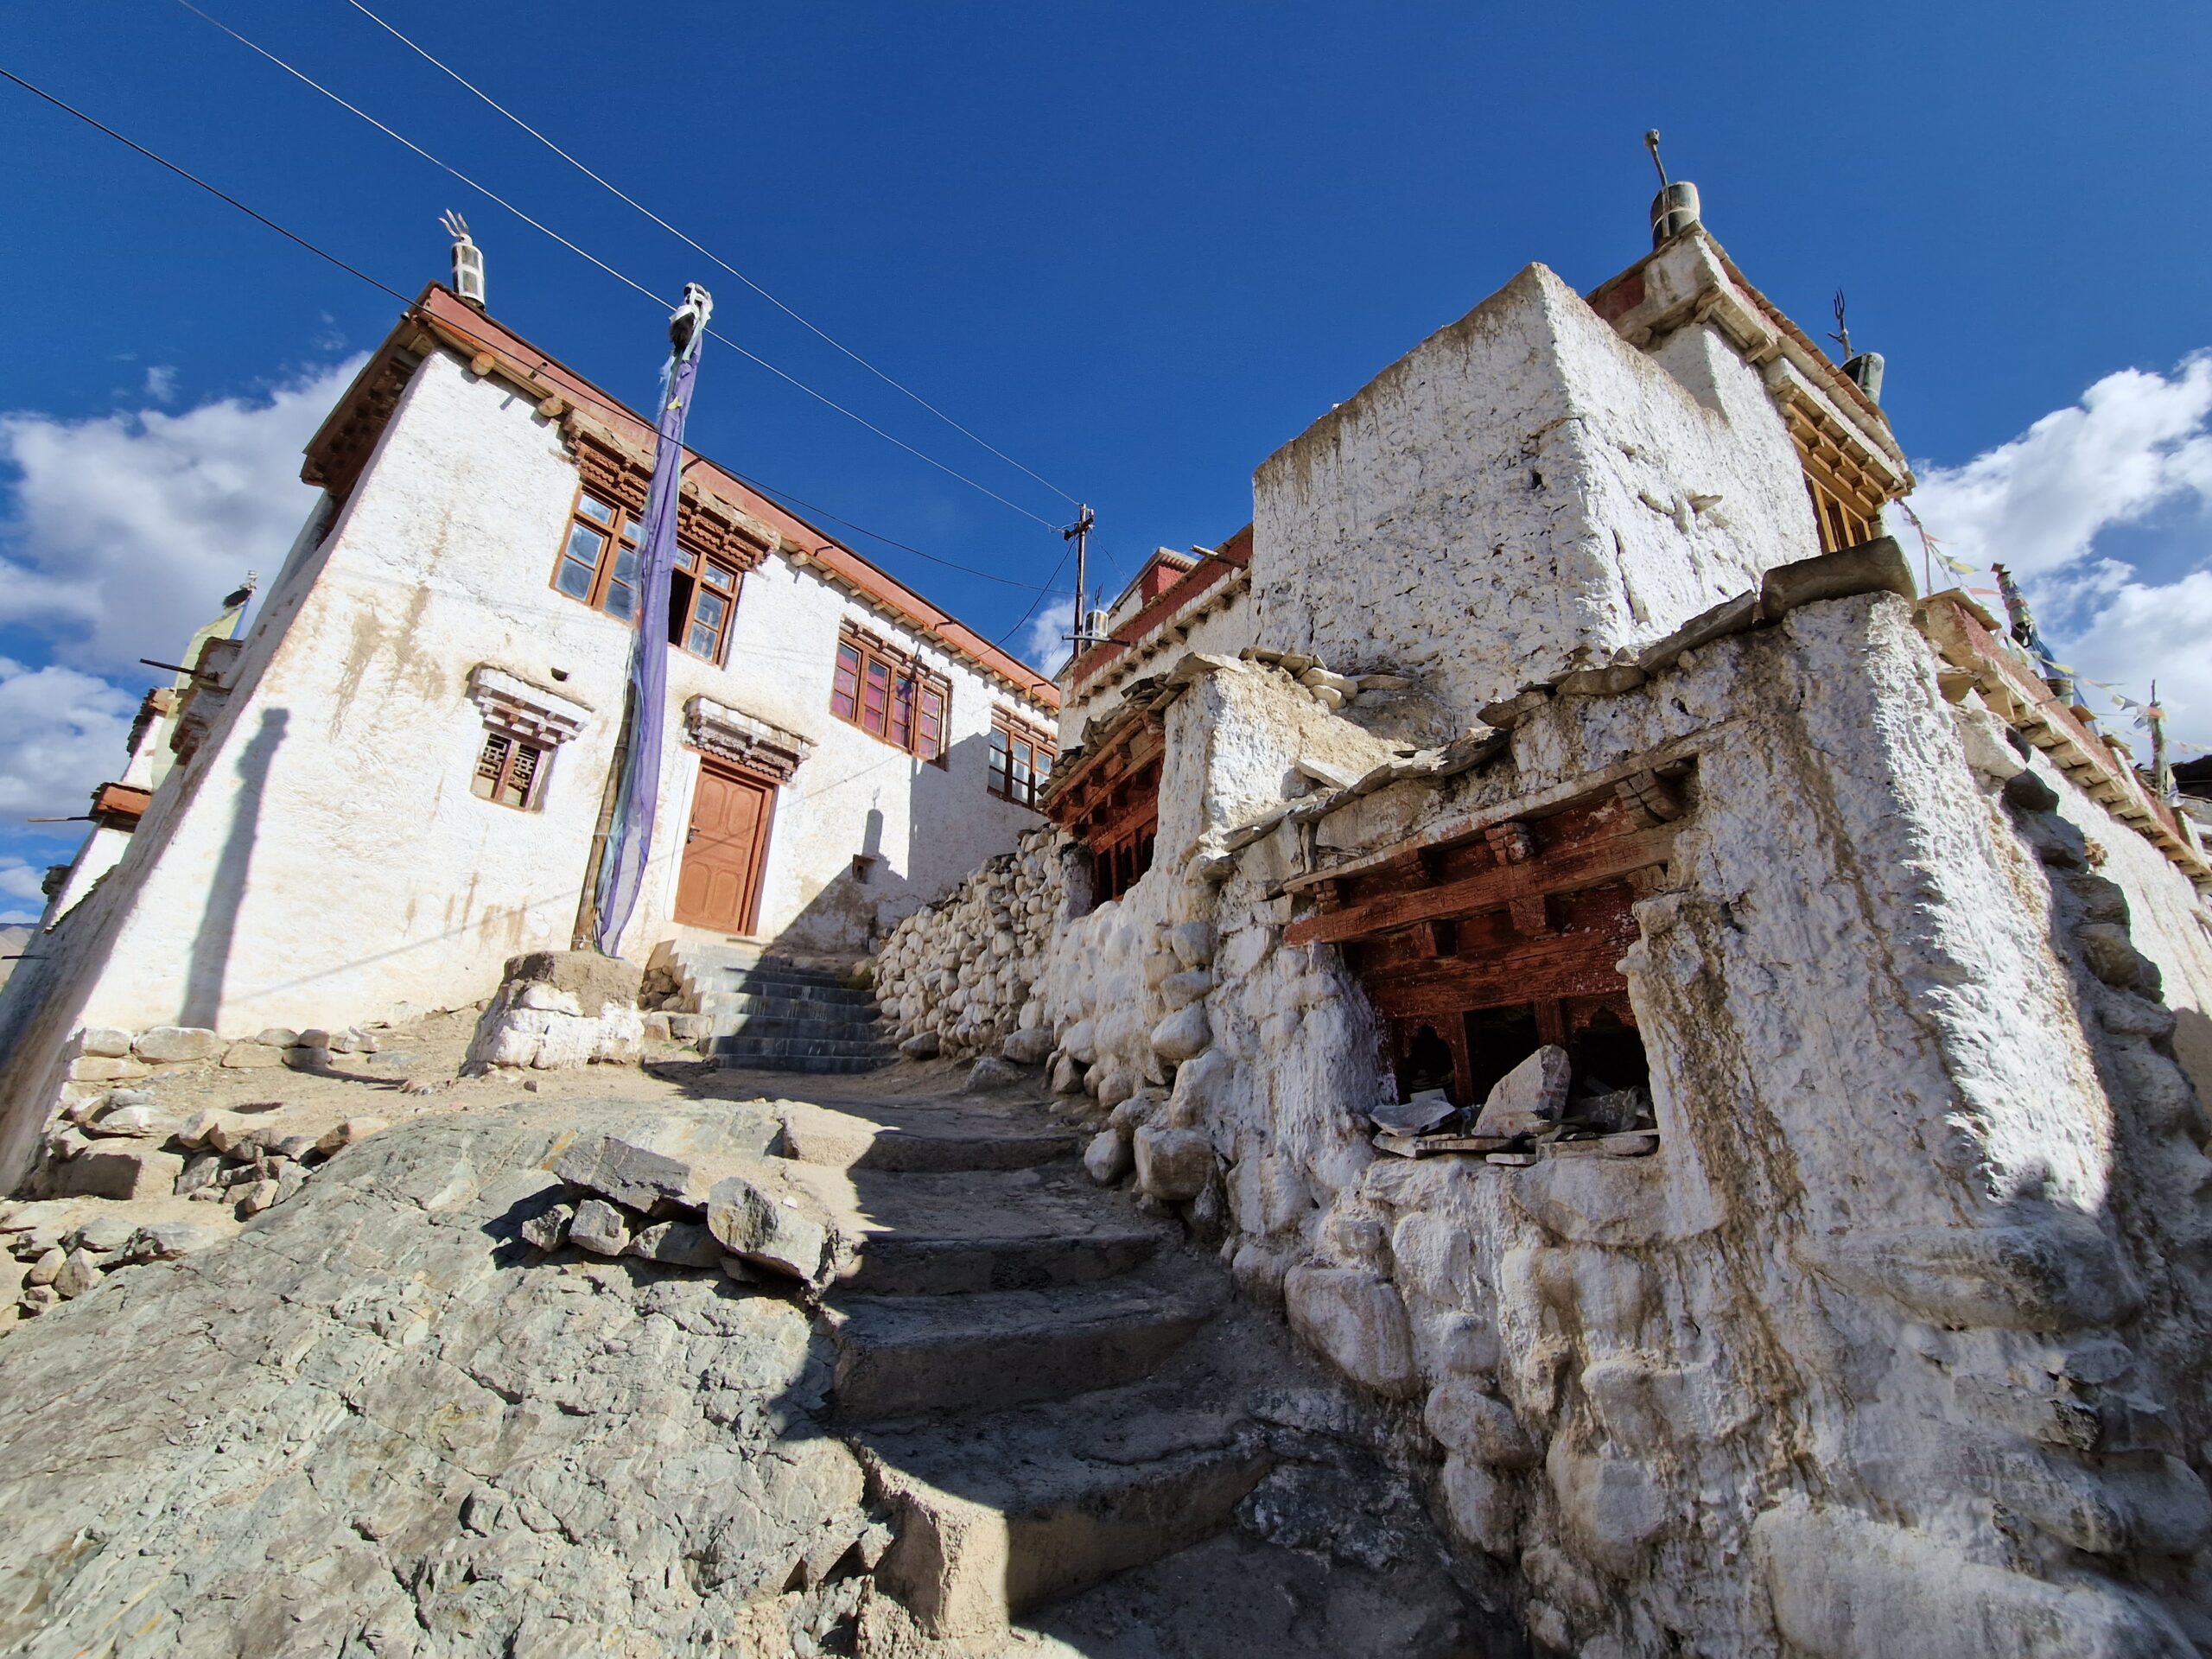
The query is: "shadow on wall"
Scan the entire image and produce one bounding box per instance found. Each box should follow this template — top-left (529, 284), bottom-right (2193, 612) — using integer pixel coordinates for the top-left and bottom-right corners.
top-left (754, 730), bottom-right (1014, 963)
top-left (181, 707), bottom-right (287, 1028)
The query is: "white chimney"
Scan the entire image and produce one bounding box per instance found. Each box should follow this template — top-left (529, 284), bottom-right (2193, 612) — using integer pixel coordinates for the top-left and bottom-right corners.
top-left (440, 210), bottom-right (486, 311)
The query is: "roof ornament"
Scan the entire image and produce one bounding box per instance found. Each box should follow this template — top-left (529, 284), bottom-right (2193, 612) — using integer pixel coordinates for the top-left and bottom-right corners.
top-left (670, 283), bottom-right (713, 361)
top-left (1827, 289), bottom-right (1887, 404)
top-left (1644, 130), bottom-right (1700, 247)
top-left (440, 210), bottom-right (486, 311)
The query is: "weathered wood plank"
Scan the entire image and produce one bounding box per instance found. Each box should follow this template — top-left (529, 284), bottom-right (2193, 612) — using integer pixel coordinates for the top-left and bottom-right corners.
top-left (1286, 827), bottom-right (1674, 947)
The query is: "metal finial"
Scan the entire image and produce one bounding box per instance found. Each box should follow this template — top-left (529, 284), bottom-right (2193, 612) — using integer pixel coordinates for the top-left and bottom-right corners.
top-left (1644, 130), bottom-right (1668, 188)
top-left (1827, 289), bottom-right (1853, 361)
top-left (439, 209), bottom-right (472, 245)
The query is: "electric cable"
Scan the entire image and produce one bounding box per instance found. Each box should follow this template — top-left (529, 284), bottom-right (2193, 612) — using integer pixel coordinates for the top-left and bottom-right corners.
top-left (1, 63), bottom-right (1073, 658)
top-left (168, 0), bottom-right (1069, 531)
top-left (335, 0), bottom-right (1084, 512)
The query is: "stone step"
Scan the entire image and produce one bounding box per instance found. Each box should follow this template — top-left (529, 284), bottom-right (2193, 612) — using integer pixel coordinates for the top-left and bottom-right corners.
top-left (785, 1161), bottom-right (1173, 1296)
top-left (827, 1268), bottom-right (1223, 1421)
top-left (717, 975), bottom-right (877, 1007)
top-left (712, 1034), bottom-right (892, 1062)
top-left (714, 1010), bottom-right (886, 1041)
top-left (715, 1052), bottom-right (890, 1075)
top-left (779, 1098), bottom-right (1083, 1173)
top-left (699, 988), bottom-right (883, 1023)
top-left (860, 1406), bottom-right (1268, 1638)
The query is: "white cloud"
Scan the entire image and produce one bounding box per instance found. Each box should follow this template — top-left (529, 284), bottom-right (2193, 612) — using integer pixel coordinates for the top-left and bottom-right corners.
top-left (0, 657), bottom-right (136, 821)
top-left (0, 358), bottom-right (364, 677)
top-left (143, 365), bottom-right (178, 404)
top-left (1019, 600), bottom-right (1075, 677)
top-left (1904, 353), bottom-right (2212, 747)
top-left (1908, 354), bottom-right (2212, 582)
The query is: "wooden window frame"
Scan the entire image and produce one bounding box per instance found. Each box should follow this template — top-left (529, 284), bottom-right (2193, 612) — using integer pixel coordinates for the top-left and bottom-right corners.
top-left (472, 728), bottom-right (548, 810)
top-left (830, 622), bottom-right (950, 763)
top-left (549, 482), bottom-right (747, 665)
top-left (988, 710), bottom-right (1056, 809)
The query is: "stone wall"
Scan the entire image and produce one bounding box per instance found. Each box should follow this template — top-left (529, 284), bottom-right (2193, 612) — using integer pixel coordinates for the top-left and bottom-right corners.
top-left (1020, 591), bottom-right (2212, 1656)
top-left (874, 825), bottom-right (1066, 1064)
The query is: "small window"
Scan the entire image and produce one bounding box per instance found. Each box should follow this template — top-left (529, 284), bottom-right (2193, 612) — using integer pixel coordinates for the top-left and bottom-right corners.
top-left (472, 730), bottom-right (546, 810)
top-left (670, 548), bottom-right (741, 663)
top-left (988, 712), bottom-right (1056, 809)
top-left (831, 624), bottom-right (949, 762)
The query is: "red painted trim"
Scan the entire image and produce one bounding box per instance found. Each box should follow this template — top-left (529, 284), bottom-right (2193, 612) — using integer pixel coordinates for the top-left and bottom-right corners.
top-left (1068, 524), bottom-right (1252, 693)
top-left (331, 286), bottom-right (1057, 711)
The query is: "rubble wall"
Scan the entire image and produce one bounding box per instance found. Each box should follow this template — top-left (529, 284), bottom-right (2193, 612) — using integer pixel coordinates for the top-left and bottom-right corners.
top-left (1027, 597), bottom-right (2212, 1656)
top-left (1250, 262), bottom-right (1821, 728)
top-left (874, 825), bottom-right (1065, 1062)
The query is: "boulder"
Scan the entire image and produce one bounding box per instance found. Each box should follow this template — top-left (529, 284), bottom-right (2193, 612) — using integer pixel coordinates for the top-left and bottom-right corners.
top-left (629, 1220), bottom-right (723, 1268)
top-left (520, 1202), bottom-right (575, 1252)
top-left (965, 1056), bottom-right (1025, 1093)
top-left (1084, 1129), bottom-right (1133, 1185)
top-left (220, 1042), bottom-right (286, 1070)
top-left (1001, 1028), bottom-right (1053, 1066)
top-left (77, 1027), bottom-right (133, 1059)
top-left (84, 1105), bottom-right (175, 1141)
top-left (1134, 1125), bottom-right (1213, 1201)
top-left (1440, 1453), bottom-right (1521, 1557)
top-left (315, 1117), bottom-right (390, 1157)
top-left (253, 1027), bottom-right (302, 1049)
top-left (52, 1249), bottom-right (101, 1300)
top-left (1149, 1004), bottom-right (1212, 1064)
top-left (568, 1198), bottom-right (632, 1257)
top-left (707, 1176), bottom-right (828, 1282)
top-left (57, 1147), bottom-right (184, 1201)
top-left (1426, 1377), bottom-right (1539, 1468)
top-left (1471, 1045), bottom-right (1571, 1138)
top-left (124, 1221), bottom-right (229, 1262)
top-left (1049, 1053), bottom-right (1085, 1095)
top-left (1282, 1266), bottom-right (1421, 1397)
top-left (133, 1027), bottom-right (223, 1065)
top-left (556, 1135), bottom-right (696, 1216)
top-left (898, 1031), bottom-right (941, 1059)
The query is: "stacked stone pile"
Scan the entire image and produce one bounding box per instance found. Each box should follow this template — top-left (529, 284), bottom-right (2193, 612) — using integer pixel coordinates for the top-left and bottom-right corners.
top-left (531, 1128), bottom-right (842, 1287)
top-left (875, 824), bottom-right (1065, 1065)
top-left (467, 950), bottom-right (647, 1071)
top-left (6, 1104), bottom-right (389, 1327)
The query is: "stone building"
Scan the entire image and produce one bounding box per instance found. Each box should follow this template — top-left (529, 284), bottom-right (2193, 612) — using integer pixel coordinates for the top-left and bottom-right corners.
top-left (877, 216), bottom-right (2212, 1652)
top-left (0, 283), bottom-right (1058, 1183)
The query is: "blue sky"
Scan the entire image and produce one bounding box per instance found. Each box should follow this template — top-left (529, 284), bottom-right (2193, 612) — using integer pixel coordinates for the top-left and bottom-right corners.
top-left (3, 1), bottom-right (2209, 917)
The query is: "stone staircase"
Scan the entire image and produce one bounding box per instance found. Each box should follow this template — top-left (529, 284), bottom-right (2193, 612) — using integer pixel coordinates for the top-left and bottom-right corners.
top-left (772, 1086), bottom-right (1493, 1654)
top-left (652, 937), bottom-right (893, 1073)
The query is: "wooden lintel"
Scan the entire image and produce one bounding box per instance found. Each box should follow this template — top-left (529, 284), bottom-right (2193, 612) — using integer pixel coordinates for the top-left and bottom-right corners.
top-left (1286, 826), bottom-right (1675, 948)
top-left (1366, 927), bottom-right (1637, 1018)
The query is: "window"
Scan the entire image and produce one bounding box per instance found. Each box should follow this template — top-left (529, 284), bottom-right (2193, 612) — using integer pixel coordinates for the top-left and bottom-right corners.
top-left (831, 624), bottom-right (948, 762)
top-left (552, 486), bottom-right (744, 662)
top-left (988, 712), bottom-right (1056, 809)
top-left (671, 546), bottom-right (741, 662)
top-left (472, 730), bottom-right (546, 810)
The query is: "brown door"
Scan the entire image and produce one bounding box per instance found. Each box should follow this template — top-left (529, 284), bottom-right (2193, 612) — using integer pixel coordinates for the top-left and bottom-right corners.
top-left (675, 761), bottom-right (773, 934)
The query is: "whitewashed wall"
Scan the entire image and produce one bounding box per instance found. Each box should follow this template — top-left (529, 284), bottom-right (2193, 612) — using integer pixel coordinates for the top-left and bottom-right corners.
top-left (0, 342), bottom-right (1048, 1177)
top-left (1251, 261), bottom-right (1821, 728)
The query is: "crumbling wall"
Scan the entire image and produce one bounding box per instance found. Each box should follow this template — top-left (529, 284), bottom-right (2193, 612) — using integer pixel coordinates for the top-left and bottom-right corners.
top-left (874, 825), bottom-right (1065, 1063)
top-left (1250, 262), bottom-right (1821, 733)
top-left (1025, 594), bottom-right (2212, 1656)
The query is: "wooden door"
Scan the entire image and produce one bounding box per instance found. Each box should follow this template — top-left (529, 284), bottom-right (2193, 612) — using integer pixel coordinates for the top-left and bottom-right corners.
top-left (675, 761), bottom-right (773, 934)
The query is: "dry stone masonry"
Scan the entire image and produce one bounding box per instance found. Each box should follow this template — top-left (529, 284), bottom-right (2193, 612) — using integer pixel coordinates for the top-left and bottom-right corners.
top-left (874, 824), bottom-right (1065, 1067)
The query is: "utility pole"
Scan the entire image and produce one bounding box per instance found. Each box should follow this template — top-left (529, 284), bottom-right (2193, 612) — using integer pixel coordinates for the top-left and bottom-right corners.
top-left (1064, 503), bottom-right (1099, 645)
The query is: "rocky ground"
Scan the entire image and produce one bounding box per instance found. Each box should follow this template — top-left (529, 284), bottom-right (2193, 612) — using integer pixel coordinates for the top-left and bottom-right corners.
top-left (0, 1038), bottom-right (1510, 1656)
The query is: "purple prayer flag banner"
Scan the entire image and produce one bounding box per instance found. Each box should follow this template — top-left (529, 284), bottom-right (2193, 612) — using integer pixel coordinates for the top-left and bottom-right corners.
top-left (592, 343), bottom-right (701, 956)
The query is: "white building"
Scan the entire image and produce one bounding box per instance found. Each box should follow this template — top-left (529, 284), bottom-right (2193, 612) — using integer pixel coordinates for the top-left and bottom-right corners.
top-left (0, 283), bottom-right (1058, 1179)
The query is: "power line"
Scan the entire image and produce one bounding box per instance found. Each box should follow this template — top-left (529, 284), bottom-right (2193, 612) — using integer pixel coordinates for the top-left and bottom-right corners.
top-left (335, 0), bottom-right (1084, 513)
top-left (168, 0), bottom-right (1068, 531)
top-left (0, 66), bottom-right (1072, 641)
top-left (0, 67), bottom-right (409, 307)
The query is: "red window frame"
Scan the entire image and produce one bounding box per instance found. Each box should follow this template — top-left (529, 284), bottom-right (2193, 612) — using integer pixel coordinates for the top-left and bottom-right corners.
top-left (550, 485), bottom-right (743, 664)
top-left (832, 625), bottom-right (948, 762)
top-left (988, 712), bottom-right (1055, 809)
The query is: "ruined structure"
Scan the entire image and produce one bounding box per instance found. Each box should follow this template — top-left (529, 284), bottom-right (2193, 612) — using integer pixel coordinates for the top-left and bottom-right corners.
top-left (876, 220), bottom-right (2212, 1651)
top-left (0, 285), bottom-right (1058, 1185)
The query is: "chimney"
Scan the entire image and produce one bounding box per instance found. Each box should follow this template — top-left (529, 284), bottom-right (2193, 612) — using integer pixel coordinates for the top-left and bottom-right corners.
top-left (440, 210), bottom-right (486, 311)
top-left (1643, 130), bottom-right (1700, 246)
